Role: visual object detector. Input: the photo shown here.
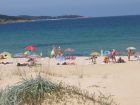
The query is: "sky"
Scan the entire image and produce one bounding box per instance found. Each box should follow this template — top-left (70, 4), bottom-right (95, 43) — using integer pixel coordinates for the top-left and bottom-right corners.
top-left (0, 0), bottom-right (140, 17)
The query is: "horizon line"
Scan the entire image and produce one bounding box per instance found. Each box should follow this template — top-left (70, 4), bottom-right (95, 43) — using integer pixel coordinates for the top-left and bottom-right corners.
top-left (1, 13), bottom-right (140, 18)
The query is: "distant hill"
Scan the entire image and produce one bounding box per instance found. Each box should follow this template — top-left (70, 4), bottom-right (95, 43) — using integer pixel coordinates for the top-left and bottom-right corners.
top-left (0, 14), bottom-right (84, 24)
top-left (19, 15), bottom-right (83, 20)
top-left (0, 14), bottom-right (31, 24)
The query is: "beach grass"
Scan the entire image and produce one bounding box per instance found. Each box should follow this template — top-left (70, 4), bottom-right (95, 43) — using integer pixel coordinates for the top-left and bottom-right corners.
top-left (0, 75), bottom-right (117, 105)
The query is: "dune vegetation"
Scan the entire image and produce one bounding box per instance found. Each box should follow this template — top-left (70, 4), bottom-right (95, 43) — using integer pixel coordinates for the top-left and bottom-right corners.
top-left (0, 75), bottom-right (117, 105)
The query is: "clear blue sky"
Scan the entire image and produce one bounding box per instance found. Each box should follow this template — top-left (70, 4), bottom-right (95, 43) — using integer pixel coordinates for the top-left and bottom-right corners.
top-left (0, 0), bottom-right (140, 17)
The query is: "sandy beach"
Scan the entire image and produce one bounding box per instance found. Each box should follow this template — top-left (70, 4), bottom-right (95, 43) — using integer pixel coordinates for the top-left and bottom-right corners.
top-left (0, 56), bottom-right (140, 105)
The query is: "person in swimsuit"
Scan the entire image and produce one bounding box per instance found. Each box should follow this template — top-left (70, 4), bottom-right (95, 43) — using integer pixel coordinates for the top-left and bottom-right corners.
top-left (111, 49), bottom-right (116, 63)
top-left (127, 48), bottom-right (131, 61)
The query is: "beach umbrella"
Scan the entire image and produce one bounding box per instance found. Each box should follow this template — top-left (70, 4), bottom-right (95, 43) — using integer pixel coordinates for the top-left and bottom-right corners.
top-left (25, 45), bottom-right (36, 51)
top-left (65, 48), bottom-right (74, 53)
top-left (90, 52), bottom-right (100, 56)
top-left (1, 52), bottom-right (12, 59)
top-left (126, 47), bottom-right (136, 50)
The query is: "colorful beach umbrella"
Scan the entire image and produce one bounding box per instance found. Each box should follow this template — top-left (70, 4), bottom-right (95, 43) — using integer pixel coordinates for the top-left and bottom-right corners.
top-left (25, 45), bottom-right (36, 51)
top-left (126, 47), bottom-right (136, 50)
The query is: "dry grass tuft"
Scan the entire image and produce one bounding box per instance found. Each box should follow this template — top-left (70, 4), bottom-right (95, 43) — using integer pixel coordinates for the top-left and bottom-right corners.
top-left (0, 75), bottom-right (118, 105)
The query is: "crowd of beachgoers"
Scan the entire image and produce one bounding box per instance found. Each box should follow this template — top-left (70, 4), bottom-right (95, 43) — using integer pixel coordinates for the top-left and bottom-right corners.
top-left (0, 45), bottom-right (140, 66)
top-left (0, 46), bottom-right (140, 105)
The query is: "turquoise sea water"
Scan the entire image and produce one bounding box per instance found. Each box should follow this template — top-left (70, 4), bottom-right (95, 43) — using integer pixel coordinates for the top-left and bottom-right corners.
top-left (0, 15), bottom-right (140, 56)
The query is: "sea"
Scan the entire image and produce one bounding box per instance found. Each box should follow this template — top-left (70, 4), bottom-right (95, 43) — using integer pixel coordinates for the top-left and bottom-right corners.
top-left (0, 15), bottom-right (140, 56)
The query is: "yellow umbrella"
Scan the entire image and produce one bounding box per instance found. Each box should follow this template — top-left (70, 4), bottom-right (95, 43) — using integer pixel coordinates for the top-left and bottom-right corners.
top-left (1, 52), bottom-right (12, 59)
top-left (90, 52), bottom-right (100, 56)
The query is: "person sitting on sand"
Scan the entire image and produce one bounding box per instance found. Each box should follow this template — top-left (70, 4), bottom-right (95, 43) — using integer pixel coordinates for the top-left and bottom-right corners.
top-left (17, 63), bottom-right (28, 66)
top-left (127, 48), bottom-right (131, 61)
top-left (27, 58), bottom-right (36, 66)
top-left (0, 62), bottom-right (13, 65)
top-left (116, 57), bottom-right (125, 63)
top-left (57, 62), bottom-right (75, 65)
top-left (104, 56), bottom-right (110, 63)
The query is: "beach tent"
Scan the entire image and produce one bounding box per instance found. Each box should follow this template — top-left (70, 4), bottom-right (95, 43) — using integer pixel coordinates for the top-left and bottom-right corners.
top-left (1, 52), bottom-right (12, 59)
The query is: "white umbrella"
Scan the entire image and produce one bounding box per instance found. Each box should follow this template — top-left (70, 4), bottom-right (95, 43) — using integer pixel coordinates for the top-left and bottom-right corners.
top-left (126, 47), bottom-right (136, 50)
top-left (90, 52), bottom-right (100, 56)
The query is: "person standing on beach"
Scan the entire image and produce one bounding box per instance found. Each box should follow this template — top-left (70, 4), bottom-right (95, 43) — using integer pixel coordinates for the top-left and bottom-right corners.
top-left (111, 49), bottom-right (116, 63)
top-left (127, 48), bottom-right (131, 61)
top-left (91, 55), bottom-right (97, 64)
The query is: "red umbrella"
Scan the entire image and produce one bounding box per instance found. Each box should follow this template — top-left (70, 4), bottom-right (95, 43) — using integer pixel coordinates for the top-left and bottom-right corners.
top-left (25, 45), bottom-right (36, 51)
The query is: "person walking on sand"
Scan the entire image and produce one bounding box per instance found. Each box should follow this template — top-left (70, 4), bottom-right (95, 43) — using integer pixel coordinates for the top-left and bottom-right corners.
top-left (127, 48), bottom-right (131, 61)
top-left (111, 49), bottom-right (116, 63)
